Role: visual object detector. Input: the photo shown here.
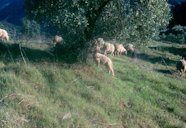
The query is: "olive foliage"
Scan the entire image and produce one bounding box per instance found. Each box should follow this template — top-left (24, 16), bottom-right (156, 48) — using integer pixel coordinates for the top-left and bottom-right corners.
top-left (95, 0), bottom-right (171, 42)
top-left (25, 0), bottom-right (171, 60)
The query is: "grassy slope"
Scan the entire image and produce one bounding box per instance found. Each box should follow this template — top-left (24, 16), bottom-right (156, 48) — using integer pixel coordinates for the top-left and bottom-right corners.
top-left (0, 41), bottom-right (186, 128)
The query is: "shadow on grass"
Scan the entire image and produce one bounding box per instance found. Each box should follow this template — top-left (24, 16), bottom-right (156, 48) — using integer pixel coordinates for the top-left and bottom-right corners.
top-left (149, 45), bottom-right (186, 56)
top-left (155, 69), bottom-right (177, 75)
top-left (0, 42), bottom-right (79, 64)
top-left (135, 52), bottom-right (177, 66)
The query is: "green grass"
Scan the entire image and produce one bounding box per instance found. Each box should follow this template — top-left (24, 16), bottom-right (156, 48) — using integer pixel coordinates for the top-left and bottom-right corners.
top-left (0, 40), bottom-right (186, 128)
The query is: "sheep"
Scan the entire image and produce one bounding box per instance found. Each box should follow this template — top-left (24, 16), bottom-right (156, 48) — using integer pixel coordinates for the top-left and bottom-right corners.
top-left (53, 35), bottom-right (63, 45)
top-left (95, 38), bottom-right (115, 56)
top-left (94, 52), bottom-right (115, 76)
top-left (176, 59), bottom-right (186, 76)
top-left (103, 42), bottom-right (115, 56)
top-left (0, 28), bottom-right (9, 41)
top-left (125, 43), bottom-right (135, 53)
top-left (114, 44), bottom-right (127, 56)
top-left (125, 43), bottom-right (135, 57)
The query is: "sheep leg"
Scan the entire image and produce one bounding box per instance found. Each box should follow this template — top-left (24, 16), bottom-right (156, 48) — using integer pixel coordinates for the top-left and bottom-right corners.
top-left (115, 51), bottom-right (118, 56)
top-left (180, 69), bottom-right (184, 77)
top-left (114, 51), bottom-right (116, 56)
top-left (117, 51), bottom-right (119, 56)
top-left (111, 52), bottom-right (114, 56)
top-left (107, 63), bottom-right (114, 76)
top-left (184, 66), bottom-right (186, 73)
top-left (96, 59), bottom-right (100, 67)
top-left (110, 68), bottom-right (115, 76)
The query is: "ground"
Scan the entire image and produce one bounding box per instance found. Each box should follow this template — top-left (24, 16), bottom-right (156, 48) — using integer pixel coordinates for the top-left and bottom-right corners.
top-left (0, 40), bottom-right (185, 128)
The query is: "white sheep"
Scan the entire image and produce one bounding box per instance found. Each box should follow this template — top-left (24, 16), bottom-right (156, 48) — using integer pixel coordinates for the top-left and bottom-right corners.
top-left (0, 28), bottom-right (9, 41)
top-left (94, 52), bottom-right (115, 76)
top-left (114, 44), bottom-right (127, 56)
top-left (176, 59), bottom-right (186, 76)
top-left (96, 38), bottom-right (115, 56)
top-left (103, 42), bottom-right (115, 56)
top-left (53, 35), bottom-right (63, 45)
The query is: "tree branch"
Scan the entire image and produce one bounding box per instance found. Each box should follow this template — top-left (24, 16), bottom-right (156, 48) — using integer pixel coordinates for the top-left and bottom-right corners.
top-left (85, 0), bottom-right (112, 40)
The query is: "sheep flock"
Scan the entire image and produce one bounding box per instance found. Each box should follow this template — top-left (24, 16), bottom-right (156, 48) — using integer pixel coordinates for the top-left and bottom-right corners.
top-left (0, 27), bottom-right (186, 77)
top-left (93, 38), bottom-right (135, 77)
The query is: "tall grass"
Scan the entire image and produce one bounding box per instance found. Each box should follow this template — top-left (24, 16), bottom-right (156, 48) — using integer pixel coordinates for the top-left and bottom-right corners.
top-left (0, 40), bottom-right (186, 128)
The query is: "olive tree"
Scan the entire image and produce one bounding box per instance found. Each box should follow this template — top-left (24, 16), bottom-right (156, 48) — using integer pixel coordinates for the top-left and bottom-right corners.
top-left (25, 0), bottom-right (171, 61)
top-left (95, 0), bottom-right (171, 43)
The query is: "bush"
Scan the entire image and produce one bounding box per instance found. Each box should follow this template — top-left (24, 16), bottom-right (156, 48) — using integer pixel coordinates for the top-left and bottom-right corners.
top-left (21, 18), bottom-right (41, 39)
top-left (160, 25), bottom-right (186, 43)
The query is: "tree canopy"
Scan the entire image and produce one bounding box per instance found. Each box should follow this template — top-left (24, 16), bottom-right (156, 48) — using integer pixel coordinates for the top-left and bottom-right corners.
top-left (25, 0), bottom-right (171, 60)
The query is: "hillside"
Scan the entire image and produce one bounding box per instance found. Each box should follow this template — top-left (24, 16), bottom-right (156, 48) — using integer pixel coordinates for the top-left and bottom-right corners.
top-left (0, 40), bottom-right (186, 128)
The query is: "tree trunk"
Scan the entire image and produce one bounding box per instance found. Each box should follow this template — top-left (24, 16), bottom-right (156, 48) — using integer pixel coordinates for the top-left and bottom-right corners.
top-left (78, 0), bottom-right (111, 62)
top-left (84, 0), bottom-right (111, 41)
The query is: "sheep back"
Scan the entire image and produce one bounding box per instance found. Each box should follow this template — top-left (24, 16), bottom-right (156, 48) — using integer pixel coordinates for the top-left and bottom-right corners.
top-left (103, 42), bottom-right (115, 55)
top-left (114, 44), bottom-right (127, 55)
top-left (53, 35), bottom-right (63, 44)
top-left (0, 29), bottom-right (9, 41)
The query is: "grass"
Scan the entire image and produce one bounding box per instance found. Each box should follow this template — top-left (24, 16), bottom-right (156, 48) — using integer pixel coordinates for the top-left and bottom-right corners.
top-left (0, 40), bottom-right (186, 128)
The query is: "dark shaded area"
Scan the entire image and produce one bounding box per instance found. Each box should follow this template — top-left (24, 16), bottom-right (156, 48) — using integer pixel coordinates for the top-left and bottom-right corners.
top-left (169, 2), bottom-right (186, 28)
top-left (159, 28), bottom-right (183, 36)
top-left (182, 52), bottom-right (186, 59)
top-left (135, 52), bottom-right (177, 66)
top-left (168, 0), bottom-right (185, 5)
top-left (149, 46), bottom-right (186, 56)
top-left (160, 2), bottom-right (186, 43)
top-left (52, 43), bottom-right (83, 63)
top-left (0, 41), bottom-right (78, 64)
top-left (155, 69), bottom-right (175, 75)
top-left (0, 42), bottom-right (53, 62)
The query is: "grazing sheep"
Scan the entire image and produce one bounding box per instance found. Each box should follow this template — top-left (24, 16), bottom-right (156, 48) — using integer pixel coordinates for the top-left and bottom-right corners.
top-left (94, 52), bottom-right (115, 76)
top-left (96, 38), bottom-right (115, 56)
top-left (176, 59), bottom-right (186, 76)
top-left (114, 44), bottom-right (127, 56)
top-left (103, 42), bottom-right (115, 56)
top-left (53, 35), bottom-right (63, 45)
top-left (125, 43), bottom-right (135, 53)
top-left (0, 28), bottom-right (9, 41)
top-left (125, 43), bottom-right (135, 57)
